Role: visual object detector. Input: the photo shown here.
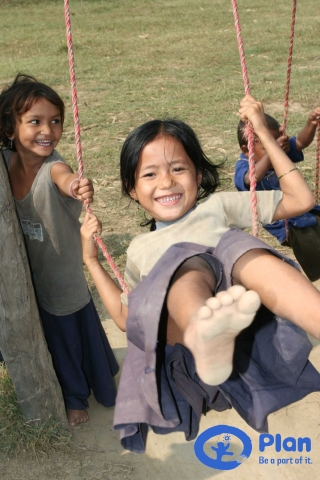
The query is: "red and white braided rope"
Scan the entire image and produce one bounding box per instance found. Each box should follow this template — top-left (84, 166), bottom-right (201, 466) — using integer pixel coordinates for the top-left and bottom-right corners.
top-left (281, 0), bottom-right (297, 136)
top-left (64, 0), bottom-right (129, 294)
top-left (280, 0), bottom-right (297, 239)
top-left (231, 0), bottom-right (259, 237)
top-left (315, 124), bottom-right (320, 199)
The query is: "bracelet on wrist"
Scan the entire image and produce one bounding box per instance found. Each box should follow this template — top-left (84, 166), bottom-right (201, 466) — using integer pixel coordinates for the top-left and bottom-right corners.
top-left (69, 178), bottom-right (80, 199)
top-left (278, 167), bottom-right (299, 181)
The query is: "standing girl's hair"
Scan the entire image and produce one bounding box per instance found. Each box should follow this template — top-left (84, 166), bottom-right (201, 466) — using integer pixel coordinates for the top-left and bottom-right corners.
top-left (0, 73), bottom-right (65, 150)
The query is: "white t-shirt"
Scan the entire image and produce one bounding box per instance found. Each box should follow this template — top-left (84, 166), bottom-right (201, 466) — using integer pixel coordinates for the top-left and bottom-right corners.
top-left (121, 189), bottom-right (282, 305)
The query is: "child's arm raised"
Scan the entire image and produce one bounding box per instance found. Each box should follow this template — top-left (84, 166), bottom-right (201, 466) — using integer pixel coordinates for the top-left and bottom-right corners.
top-left (243, 152), bottom-right (272, 187)
top-left (80, 212), bottom-right (128, 331)
top-left (296, 106), bottom-right (320, 151)
top-left (243, 136), bottom-right (289, 187)
top-left (51, 162), bottom-right (94, 203)
top-left (239, 95), bottom-right (316, 221)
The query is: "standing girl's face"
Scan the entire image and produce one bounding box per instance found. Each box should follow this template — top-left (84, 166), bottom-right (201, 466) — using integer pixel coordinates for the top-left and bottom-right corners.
top-left (130, 134), bottom-right (202, 223)
top-left (10, 98), bottom-right (62, 160)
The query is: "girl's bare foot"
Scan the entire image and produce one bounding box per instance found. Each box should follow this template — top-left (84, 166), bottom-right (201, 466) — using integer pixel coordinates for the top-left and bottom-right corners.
top-left (184, 285), bottom-right (261, 386)
top-left (67, 409), bottom-right (89, 427)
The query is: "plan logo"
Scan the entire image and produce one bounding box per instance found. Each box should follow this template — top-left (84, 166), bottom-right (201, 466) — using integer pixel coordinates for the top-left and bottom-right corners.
top-left (194, 425), bottom-right (252, 470)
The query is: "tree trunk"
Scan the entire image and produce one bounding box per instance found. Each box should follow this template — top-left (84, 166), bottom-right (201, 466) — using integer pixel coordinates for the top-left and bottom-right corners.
top-left (0, 155), bottom-right (67, 427)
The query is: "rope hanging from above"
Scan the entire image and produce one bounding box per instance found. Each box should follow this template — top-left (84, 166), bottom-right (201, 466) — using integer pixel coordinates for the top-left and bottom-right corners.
top-left (232, 0), bottom-right (300, 239)
top-left (315, 125), bottom-right (320, 199)
top-left (280, 0), bottom-right (320, 201)
top-left (63, 0), bottom-right (129, 294)
top-left (281, 0), bottom-right (297, 136)
top-left (281, 0), bottom-right (297, 240)
top-left (231, 0), bottom-right (259, 237)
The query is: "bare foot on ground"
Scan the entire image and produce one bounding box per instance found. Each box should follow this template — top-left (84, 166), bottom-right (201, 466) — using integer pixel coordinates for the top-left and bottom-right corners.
top-left (67, 409), bottom-right (89, 427)
top-left (184, 285), bottom-right (261, 386)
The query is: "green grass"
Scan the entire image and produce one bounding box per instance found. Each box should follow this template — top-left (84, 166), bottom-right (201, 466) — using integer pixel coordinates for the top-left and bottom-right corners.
top-left (1, 0), bottom-right (319, 185)
top-left (0, 363), bottom-right (70, 456)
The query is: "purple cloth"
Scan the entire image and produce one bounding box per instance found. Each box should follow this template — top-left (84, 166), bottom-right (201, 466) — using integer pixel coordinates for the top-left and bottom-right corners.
top-left (114, 229), bottom-right (320, 453)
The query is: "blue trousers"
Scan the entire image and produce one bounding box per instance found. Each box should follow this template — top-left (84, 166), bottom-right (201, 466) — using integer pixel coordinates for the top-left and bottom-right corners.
top-left (39, 298), bottom-right (119, 410)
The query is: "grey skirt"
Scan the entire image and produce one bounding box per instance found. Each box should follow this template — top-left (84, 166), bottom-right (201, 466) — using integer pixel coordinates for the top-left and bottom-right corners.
top-left (114, 229), bottom-right (320, 453)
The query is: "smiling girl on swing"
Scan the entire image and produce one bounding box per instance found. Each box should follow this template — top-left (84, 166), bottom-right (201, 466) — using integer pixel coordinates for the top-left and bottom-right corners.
top-left (81, 94), bottom-right (320, 453)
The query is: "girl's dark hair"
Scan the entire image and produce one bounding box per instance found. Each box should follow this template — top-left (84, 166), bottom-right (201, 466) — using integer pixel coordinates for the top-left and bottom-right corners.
top-left (120, 119), bottom-right (223, 229)
top-left (0, 73), bottom-right (65, 150)
top-left (237, 113), bottom-right (280, 148)
top-left (121, 118), bottom-right (222, 202)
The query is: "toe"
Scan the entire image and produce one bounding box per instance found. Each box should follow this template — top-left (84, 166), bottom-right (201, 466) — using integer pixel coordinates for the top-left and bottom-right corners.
top-left (206, 297), bottom-right (222, 310)
top-left (227, 285), bottom-right (247, 300)
top-left (237, 290), bottom-right (261, 314)
top-left (215, 291), bottom-right (234, 306)
top-left (67, 409), bottom-right (89, 427)
top-left (198, 305), bottom-right (214, 319)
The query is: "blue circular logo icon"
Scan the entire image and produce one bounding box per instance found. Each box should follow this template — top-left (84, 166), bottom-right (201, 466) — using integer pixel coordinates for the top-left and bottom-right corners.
top-left (194, 425), bottom-right (252, 470)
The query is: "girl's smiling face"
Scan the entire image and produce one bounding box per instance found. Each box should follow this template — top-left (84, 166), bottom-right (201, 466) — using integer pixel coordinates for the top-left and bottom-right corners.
top-left (10, 98), bottom-right (62, 160)
top-left (130, 134), bottom-right (202, 222)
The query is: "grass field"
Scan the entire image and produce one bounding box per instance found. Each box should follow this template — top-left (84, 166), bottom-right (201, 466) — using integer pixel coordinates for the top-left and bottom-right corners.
top-left (1, 1), bottom-right (319, 273)
top-left (0, 0), bottom-right (319, 457)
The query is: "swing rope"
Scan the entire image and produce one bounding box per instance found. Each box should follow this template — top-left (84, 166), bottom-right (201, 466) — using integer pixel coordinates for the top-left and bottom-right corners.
top-left (281, 0), bottom-right (297, 136)
top-left (64, 0), bottom-right (129, 294)
top-left (280, 1), bottom-right (320, 204)
top-left (315, 125), bottom-right (320, 199)
top-left (281, 0), bottom-right (297, 240)
top-left (231, 0), bottom-right (259, 237)
top-left (232, 0), bottom-right (300, 239)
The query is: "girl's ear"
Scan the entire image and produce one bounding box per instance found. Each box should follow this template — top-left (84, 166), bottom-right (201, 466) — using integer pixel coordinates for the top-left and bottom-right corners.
top-left (241, 144), bottom-right (249, 156)
top-left (197, 171), bottom-right (202, 187)
top-left (129, 188), bottom-right (138, 201)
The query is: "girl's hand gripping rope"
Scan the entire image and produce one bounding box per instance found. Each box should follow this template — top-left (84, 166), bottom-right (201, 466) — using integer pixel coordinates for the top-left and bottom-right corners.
top-left (70, 177), bottom-right (94, 203)
top-left (239, 94), bottom-right (268, 138)
top-left (309, 106), bottom-right (320, 126)
top-left (81, 212), bottom-right (102, 264)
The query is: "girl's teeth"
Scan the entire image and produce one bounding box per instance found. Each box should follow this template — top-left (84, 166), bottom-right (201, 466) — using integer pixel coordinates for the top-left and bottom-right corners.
top-left (157, 195), bottom-right (181, 203)
top-left (37, 141), bottom-right (51, 146)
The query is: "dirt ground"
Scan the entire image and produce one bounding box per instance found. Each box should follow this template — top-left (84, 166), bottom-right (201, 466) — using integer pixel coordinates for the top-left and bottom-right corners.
top-left (2, 292), bottom-right (320, 480)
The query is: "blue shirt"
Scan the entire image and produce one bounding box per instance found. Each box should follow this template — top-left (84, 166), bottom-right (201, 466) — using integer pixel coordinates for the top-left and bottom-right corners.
top-left (234, 137), bottom-right (320, 243)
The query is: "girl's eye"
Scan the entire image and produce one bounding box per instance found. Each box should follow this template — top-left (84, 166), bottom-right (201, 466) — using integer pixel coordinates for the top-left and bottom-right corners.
top-left (173, 167), bottom-right (184, 172)
top-left (30, 120), bottom-right (39, 124)
top-left (52, 119), bottom-right (61, 124)
top-left (143, 172), bottom-right (155, 178)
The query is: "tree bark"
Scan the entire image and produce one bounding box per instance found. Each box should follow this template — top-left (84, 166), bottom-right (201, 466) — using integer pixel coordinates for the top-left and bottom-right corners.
top-left (0, 155), bottom-right (67, 427)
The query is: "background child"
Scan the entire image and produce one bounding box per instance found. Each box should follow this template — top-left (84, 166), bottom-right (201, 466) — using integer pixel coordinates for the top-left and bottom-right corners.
top-left (81, 95), bottom-right (320, 452)
top-left (234, 108), bottom-right (320, 282)
top-left (0, 74), bottom-right (118, 427)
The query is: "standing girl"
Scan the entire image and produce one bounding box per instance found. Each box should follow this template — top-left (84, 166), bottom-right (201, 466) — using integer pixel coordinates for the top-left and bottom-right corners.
top-left (81, 95), bottom-right (320, 452)
top-left (0, 74), bottom-right (118, 426)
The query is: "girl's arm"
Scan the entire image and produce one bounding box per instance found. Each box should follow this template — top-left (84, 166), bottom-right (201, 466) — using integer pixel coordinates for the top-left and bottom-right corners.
top-left (239, 95), bottom-right (316, 221)
top-left (80, 212), bottom-right (128, 331)
top-left (51, 162), bottom-right (94, 203)
top-left (243, 135), bottom-right (290, 187)
top-left (243, 152), bottom-right (272, 187)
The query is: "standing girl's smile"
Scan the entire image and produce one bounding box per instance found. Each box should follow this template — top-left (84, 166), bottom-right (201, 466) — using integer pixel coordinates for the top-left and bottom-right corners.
top-left (10, 98), bottom-right (62, 162)
top-left (130, 134), bottom-right (202, 223)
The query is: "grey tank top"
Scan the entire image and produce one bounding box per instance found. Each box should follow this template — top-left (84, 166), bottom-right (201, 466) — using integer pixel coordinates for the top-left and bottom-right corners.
top-left (4, 149), bottom-right (90, 315)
